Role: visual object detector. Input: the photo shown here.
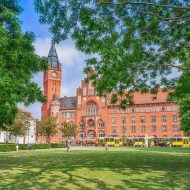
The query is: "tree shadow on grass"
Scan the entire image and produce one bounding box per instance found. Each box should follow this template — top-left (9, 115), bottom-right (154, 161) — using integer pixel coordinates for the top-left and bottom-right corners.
top-left (0, 150), bottom-right (190, 189)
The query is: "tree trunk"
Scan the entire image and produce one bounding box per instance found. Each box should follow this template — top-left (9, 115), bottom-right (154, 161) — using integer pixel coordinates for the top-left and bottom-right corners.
top-left (47, 136), bottom-right (50, 144)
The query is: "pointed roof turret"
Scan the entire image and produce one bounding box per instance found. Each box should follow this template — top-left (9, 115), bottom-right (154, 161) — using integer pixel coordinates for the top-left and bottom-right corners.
top-left (52, 89), bottom-right (59, 102)
top-left (48, 39), bottom-right (60, 70)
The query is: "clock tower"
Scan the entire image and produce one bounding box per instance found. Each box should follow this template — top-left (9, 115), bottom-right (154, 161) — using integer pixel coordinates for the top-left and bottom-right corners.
top-left (41, 40), bottom-right (62, 118)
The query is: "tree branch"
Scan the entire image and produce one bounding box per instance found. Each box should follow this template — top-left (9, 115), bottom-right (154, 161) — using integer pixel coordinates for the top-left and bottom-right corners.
top-left (138, 11), bottom-right (190, 20)
top-left (102, 0), bottom-right (190, 10)
top-left (166, 64), bottom-right (190, 71)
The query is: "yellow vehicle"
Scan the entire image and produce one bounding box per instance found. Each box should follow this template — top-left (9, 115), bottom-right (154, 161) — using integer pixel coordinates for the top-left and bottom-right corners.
top-left (170, 137), bottom-right (183, 147)
top-left (114, 137), bottom-right (123, 147)
top-left (95, 138), bottom-right (105, 146)
top-left (170, 137), bottom-right (190, 147)
top-left (96, 136), bottom-right (190, 148)
top-left (183, 137), bottom-right (190, 147)
top-left (96, 137), bottom-right (123, 147)
top-left (148, 137), bottom-right (155, 147)
top-left (133, 137), bottom-right (145, 147)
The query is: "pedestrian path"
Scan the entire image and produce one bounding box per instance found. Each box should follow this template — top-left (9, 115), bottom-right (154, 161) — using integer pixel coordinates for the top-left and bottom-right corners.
top-left (70, 146), bottom-right (131, 151)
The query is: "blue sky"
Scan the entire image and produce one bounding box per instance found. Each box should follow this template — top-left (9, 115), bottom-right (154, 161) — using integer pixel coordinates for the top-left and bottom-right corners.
top-left (19, 0), bottom-right (86, 119)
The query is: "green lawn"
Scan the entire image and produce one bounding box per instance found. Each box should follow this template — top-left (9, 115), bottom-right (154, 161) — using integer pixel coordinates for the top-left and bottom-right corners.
top-left (0, 147), bottom-right (190, 190)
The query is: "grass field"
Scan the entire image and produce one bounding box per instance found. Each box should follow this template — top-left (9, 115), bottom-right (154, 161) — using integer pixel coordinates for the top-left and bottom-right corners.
top-left (0, 147), bottom-right (190, 190)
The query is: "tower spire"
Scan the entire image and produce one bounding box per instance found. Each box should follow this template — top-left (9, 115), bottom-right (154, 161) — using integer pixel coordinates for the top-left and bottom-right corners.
top-left (48, 39), bottom-right (59, 70)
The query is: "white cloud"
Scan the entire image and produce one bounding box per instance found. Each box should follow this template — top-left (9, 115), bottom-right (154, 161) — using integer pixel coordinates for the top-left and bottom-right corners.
top-left (33, 37), bottom-right (86, 97)
top-left (34, 37), bottom-right (51, 57)
top-left (26, 37), bottom-right (87, 119)
top-left (34, 37), bottom-right (87, 67)
top-left (19, 103), bottom-right (42, 119)
top-left (61, 79), bottom-right (81, 97)
top-left (57, 41), bottom-right (86, 66)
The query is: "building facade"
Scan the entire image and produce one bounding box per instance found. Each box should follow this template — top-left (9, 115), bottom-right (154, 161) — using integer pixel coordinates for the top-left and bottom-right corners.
top-left (40, 42), bottom-right (183, 143)
top-left (0, 109), bottom-right (37, 144)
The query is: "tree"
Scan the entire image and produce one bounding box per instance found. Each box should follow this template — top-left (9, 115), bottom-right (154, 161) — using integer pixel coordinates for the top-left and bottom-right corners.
top-left (36, 117), bottom-right (58, 143)
top-left (170, 72), bottom-right (190, 136)
top-left (8, 109), bottom-right (31, 143)
top-left (0, 0), bottom-right (48, 130)
top-left (35, 1), bottom-right (190, 131)
top-left (61, 121), bottom-right (77, 139)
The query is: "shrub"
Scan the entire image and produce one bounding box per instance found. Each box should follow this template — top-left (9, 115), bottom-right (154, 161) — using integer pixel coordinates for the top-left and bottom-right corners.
top-left (18, 144), bottom-right (28, 150)
top-left (0, 144), bottom-right (16, 152)
top-left (0, 143), bottom-right (66, 152)
top-left (50, 143), bottom-right (66, 148)
top-left (32, 144), bottom-right (51, 150)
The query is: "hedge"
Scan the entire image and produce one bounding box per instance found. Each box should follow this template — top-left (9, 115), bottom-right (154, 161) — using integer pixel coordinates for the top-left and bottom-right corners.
top-left (0, 144), bottom-right (16, 152)
top-left (0, 143), bottom-right (66, 152)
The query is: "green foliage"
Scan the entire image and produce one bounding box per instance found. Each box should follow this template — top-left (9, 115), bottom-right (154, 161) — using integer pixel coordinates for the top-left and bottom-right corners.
top-left (0, 148), bottom-right (190, 189)
top-left (32, 144), bottom-right (51, 149)
top-left (0, 143), bottom-right (66, 152)
top-left (0, 144), bottom-right (15, 152)
top-left (0, 0), bottom-right (48, 130)
top-left (18, 144), bottom-right (28, 150)
top-left (37, 117), bottom-right (58, 143)
top-left (35, 0), bottom-right (190, 134)
top-left (28, 143), bottom-right (65, 149)
top-left (176, 95), bottom-right (190, 136)
top-left (61, 121), bottom-right (77, 138)
top-left (8, 109), bottom-right (31, 138)
top-left (169, 72), bottom-right (190, 136)
top-left (35, 0), bottom-right (190, 96)
top-left (49, 143), bottom-right (66, 148)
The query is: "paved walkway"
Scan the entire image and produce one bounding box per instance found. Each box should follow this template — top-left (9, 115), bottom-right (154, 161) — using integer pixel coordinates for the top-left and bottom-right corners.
top-left (69, 146), bottom-right (130, 151)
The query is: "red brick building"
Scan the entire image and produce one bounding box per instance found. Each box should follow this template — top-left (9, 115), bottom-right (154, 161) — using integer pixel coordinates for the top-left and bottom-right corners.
top-left (40, 42), bottom-right (183, 143)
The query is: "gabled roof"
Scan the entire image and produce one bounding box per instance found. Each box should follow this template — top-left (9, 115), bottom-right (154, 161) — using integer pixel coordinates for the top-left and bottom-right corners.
top-left (132, 90), bottom-right (169, 104)
top-left (60, 96), bottom-right (77, 109)
top-left (107, 89), bottom-right (170, 106)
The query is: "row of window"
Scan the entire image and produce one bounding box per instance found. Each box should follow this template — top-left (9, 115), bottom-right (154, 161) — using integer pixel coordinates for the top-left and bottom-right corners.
top-left (79, 130), bottom-right (100, 139)
top-left (111, 125), bottom-right (179, 133)
top-left (79, 125), bottom-right (179, 139)
top-left (112, 106), bottom-right (178, 114)
top-left (111, 115), bottom-right (178, 124)
top-left (62, 112), bottom-right (75, 119)
top-left (79, 131), bottom-right (105, 139)
top-left (80, 121), bottom-right (105, 128)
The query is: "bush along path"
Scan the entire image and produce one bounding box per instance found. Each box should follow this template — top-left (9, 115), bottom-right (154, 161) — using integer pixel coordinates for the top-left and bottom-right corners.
top-left (0, 143), bottom-right (66, 152)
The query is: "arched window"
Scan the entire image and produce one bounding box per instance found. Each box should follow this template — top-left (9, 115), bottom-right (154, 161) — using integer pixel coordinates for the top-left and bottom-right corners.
top-left (88, 131), bottom-right (95, 139)
top-left (98, 131), bottom-right (105, 137)
top-left (80, 119), bottom-right (85, 128)
top-left (98, 119), bottom-right (105, 128)
top-left (86, 101), bottom-right (98, 116)
top-left (88, 119), bottom-right (95, 127)
top-left (79, 132), bottom-right (85, 139)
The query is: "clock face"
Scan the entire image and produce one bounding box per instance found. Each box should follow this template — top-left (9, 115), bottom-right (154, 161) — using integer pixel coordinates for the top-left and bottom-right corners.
top-left (52, 72), bottom-right (57, 78)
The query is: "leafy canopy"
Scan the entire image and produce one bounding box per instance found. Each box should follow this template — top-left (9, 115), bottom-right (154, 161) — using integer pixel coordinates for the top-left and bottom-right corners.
top-left (35, 0), bottom-right (190, 134)
top-left (61, 121), bottom-right (78, 138)
top-left (0, 0), bottom-right (48, 130)
top-left (170, 72), bottom-right (190, 135)
top-left (8, 109), bottom-right (32, 137)
top-left (35, 0), bottom-right (190, 99)
top-left (36, 117), bottom-right (58, 143)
